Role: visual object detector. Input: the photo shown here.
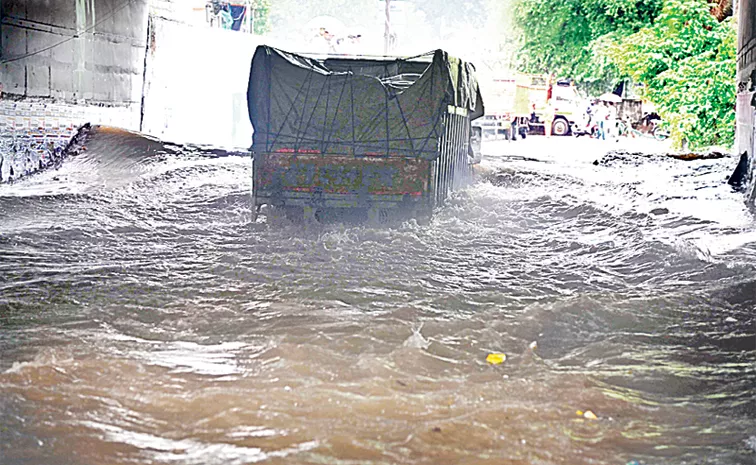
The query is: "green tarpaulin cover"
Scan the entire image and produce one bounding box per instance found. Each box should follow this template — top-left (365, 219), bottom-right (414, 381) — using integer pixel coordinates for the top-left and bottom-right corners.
top-left (247, 46), bottom-right (484, 160)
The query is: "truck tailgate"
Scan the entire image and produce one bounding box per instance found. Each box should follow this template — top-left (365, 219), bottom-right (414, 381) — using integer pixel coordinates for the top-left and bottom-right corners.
top-left (255, 153), bottom-right (429, 197)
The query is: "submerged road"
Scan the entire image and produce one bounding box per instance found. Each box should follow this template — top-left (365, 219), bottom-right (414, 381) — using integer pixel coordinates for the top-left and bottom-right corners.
top-left (0, 129), bottom-right (755, 464)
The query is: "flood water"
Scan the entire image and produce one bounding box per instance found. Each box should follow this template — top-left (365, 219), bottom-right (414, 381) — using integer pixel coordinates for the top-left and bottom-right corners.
top-left (1, 127), bottom-right (755, 465)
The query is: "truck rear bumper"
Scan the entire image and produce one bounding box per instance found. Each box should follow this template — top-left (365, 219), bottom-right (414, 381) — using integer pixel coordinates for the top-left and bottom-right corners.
top-left (254, 190), bottom-right (425, 210)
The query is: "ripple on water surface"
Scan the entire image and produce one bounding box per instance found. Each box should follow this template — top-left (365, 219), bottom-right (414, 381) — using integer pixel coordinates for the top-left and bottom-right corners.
top-left (0, 131), bottom-right (755, 465)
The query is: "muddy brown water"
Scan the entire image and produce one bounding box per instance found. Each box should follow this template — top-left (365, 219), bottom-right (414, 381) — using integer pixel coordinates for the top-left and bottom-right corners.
top-left (1, 128), bottom-right (755, 464)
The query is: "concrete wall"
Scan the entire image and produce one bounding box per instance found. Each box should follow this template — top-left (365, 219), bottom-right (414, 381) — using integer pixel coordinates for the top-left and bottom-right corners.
top-left (0, 98), bottom-right (139, 182)
top-left (1, 0), bottom-right (149, 107)
top-left (737, 0), bottom-right (756, 203)
top-left (0, 0), bottom-right (149, 182)
top-left (2, 0), bottom-right (262, 154)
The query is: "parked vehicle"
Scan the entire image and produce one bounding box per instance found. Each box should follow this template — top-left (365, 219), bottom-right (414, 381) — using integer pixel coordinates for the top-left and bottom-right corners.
top-left (652, 124), bottom-right (670, 141)
top-left (526, 75), bottom-right (583, 136)
top-left (615, 113), bottom-right (670, 140)
top-left (474, 74), bottom-right (530, 140)
top-left (474, 72), bottom-right (582, 139)
top-left (247, 45), bottom-right (485, 223)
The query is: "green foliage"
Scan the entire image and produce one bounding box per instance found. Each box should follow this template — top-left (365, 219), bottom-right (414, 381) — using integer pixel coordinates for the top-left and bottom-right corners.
top-left (250, 0), bottom-right (271, 35)
top-left (513, 0), bottom-right (736, 149)
top-left (512, 0), bottom-right (662, 93)
top-left (606, 0), bottom-right (736, 149)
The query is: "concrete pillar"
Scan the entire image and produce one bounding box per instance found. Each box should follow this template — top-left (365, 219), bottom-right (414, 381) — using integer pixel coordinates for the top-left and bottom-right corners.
top-left (74, 0), bottom-right (88, 99)
top-left (736, 0), bottom-right (756, 203)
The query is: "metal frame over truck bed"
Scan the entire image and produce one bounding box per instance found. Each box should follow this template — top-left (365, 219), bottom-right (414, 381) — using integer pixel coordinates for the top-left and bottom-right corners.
top-left (247, 45), bottom-right (484, 222)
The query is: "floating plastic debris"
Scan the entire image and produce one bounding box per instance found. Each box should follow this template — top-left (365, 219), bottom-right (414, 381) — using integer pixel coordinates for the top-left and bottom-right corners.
top-left (403, 324), bottom-right (430, 349)
top-left (745, 436), bottom-right (756, 452)
top-left (576, 410), bottom-right (598, 420)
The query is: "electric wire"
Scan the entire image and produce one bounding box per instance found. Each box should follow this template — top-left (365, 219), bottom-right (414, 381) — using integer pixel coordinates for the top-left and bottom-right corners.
top-left (1, 0), bottom-right (140, 65)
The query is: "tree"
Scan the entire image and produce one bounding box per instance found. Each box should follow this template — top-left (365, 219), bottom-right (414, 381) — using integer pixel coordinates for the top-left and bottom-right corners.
top-left (606, 0), bottom-right (736, 148)
top-left (250, 0), bottom-right (271, 35)
top-left (511, 0), bottom-right (662, 93)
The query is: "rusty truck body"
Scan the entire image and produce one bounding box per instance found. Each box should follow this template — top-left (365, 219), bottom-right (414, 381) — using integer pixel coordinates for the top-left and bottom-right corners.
top-left (247, 45), bottom-right (484, 222)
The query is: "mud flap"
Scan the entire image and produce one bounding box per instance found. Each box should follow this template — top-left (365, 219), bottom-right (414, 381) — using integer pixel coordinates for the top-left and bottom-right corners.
top-left (728, 152), bottom-right (749, 191)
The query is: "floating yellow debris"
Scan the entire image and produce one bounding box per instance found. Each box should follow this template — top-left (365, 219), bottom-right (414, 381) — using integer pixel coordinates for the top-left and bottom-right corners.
top-left (577, 410), bottom-right (598, 420)
top-left (486, 353), bottom-right (507, 365)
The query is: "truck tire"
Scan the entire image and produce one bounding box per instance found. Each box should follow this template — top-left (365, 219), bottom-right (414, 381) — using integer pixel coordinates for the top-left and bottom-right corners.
top-left (552, 118), bottom-right (570, 136)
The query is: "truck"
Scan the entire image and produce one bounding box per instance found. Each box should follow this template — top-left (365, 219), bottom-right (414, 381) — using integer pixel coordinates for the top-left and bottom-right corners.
top-left (476, 72), bottom-right (584, 138)
top-left (474, 73), bottom-right (531, 140)
top-left (525, 74), bottom-right (583, 136)
top-left (247, 45), bottom-right (485, 223)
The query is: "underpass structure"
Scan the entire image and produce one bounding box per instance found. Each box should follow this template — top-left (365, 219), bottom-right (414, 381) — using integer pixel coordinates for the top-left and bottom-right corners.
top-left (736, 0), bottom-right (756, 204)
top-left (2, 0), bottom-right (756, 208)
top-left (1, 0), bottom-right (256, 182)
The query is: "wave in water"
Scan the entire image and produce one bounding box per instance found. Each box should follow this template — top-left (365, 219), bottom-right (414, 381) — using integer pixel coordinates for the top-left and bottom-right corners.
top-left (0, 132), bottom-right (755, 465)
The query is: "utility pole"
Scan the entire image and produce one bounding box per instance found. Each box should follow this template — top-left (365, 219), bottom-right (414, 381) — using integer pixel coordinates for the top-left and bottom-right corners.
top-left (247, 0), bottom-right (253, 34)
top-left (383, 0), bottom-right (391, 55)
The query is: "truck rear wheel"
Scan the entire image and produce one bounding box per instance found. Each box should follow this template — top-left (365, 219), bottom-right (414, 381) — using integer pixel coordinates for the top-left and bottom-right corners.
top-left (552, 118), bottom-right (570, 136)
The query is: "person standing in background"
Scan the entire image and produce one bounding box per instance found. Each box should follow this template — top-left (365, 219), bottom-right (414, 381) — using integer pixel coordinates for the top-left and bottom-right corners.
top-left (606, 102), bottom-right (618, 140)
top-left (544, 74), bottom-right (555, 138)
top-left (596, 102), bottom-right (608, 140)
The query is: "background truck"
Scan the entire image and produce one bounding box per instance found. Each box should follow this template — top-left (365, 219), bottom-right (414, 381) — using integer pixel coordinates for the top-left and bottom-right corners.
top-left (247, 45), bottom-right (485, 222)
top-left (476, 72), bottom-right (584, 137)
top-left (525, 74), bottom-right (583, 136)
top-left (474, 73), bottom-right (531, 140)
